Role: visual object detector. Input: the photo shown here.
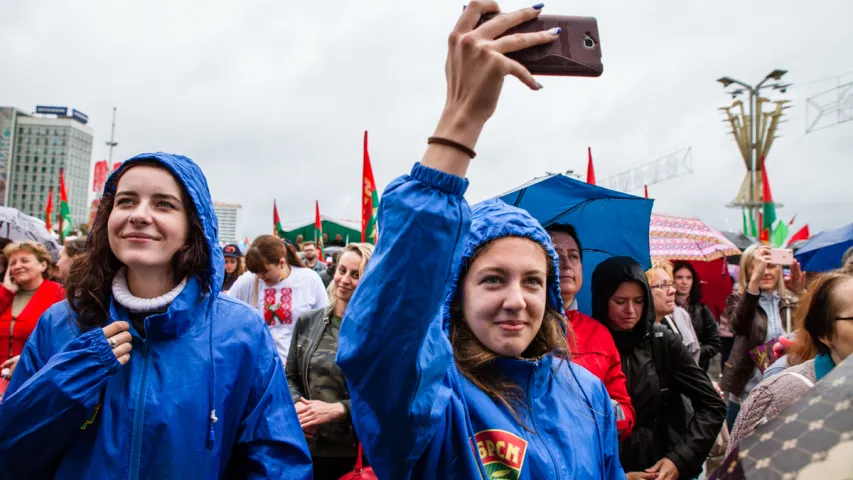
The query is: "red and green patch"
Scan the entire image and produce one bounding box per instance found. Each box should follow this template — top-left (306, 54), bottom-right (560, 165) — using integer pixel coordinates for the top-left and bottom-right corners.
top-left (474, 429), bottom-right (528, 480)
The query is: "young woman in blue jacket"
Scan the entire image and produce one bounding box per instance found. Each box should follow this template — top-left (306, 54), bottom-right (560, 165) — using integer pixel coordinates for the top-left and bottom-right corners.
top-left (0, 153), bottom-right (312, 479)
top-left (336, 3), bottom-right (625, 479)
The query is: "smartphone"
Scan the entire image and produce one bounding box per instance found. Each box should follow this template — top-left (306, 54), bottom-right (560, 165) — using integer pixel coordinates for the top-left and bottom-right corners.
top-left (477, 14), bottom-right (603, 77)
top-left (770, 248), bottom-right (794, 266)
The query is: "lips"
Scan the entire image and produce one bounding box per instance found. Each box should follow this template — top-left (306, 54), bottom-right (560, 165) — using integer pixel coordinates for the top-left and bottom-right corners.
top-left (123, 232), bottom-right (157, 240)
top-left (495, 320), bottom-right (526, 332)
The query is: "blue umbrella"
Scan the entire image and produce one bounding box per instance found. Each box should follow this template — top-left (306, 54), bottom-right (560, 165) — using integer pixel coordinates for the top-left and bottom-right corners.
top-left (498, 174), bottom-right (653, 314)
top-left (794, 222), bottom-right (853, 272)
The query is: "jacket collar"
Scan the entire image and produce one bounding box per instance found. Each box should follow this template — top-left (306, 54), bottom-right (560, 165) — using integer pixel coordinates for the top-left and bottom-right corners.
top-left (110, 276), bottom-right (207, 340)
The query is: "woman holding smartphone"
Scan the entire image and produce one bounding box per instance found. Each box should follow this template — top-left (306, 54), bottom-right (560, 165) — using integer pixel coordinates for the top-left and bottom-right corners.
top-left (0, 153), bottom-right (311, 478)
top-left (337, 3), bottom-right (624, 479)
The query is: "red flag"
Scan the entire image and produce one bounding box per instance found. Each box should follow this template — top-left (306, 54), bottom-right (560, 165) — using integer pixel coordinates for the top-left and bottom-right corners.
top-left (586, 147), bottom-right (596, 185)
top-left (111, 162), bottom-right (122, 173)
top-left (644, 185), bottom-right (649, 199)
top-left (787, 215), bottom-right (796, 227)
top-left (314, 200), bottom-right (324, 259)
top-left (362, 131), bottom-right (378, 243)
top-left (786, 225), bottom-right (810, 247)
top-left (45, 186), bottom-right (54, 232)
top-left (92, 160), bottom-right (108, 192)
top-left (273, 200), bottom-right (285, 238)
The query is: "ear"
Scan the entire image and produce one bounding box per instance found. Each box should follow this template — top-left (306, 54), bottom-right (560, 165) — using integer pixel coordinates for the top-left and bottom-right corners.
top-left (818, 335), bottom-right (833, 351)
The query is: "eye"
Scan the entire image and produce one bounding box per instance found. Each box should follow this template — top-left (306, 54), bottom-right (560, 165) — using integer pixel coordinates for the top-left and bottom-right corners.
top-left (613, 299), bottom-right (626, 305)
top-left (482, 276), bottom-right (502, 285)
top-left (156, 200), bottom-right (177, 209)
top-left (116, 197), bottom-right (134, 206)
top-left (524, 277), bottom-right (544, 286)
top-left (350, 272), bottom-right (360, 280)
top-left (633, 298), bottom-right (644, 305)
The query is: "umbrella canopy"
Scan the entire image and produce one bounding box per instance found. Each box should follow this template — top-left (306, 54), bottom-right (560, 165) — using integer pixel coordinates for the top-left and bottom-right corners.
top-left (711, 355), bottom-right (853, 479)
top-left (650, 214), bottom-right (742, 262)
top-left (794, 223), bottom-right (853, 272)
top-left (0, 206), bottom-right (60, 261)
top-left (280, 215), bottom-right (362, 245)
top-left (498, 173), bottom-right (653, 314)
top-left (721, 231), bottom-right (755, 251)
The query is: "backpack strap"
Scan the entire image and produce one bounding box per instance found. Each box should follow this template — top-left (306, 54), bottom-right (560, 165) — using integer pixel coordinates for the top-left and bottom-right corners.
top-left (251, 274), bottom-right (260, 307)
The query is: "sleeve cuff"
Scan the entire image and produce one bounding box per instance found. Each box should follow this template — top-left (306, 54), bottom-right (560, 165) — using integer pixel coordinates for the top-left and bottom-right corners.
top-left (83, 328), bottom-right (122, 377)
top-left (410, 162), bottom-right (469, 196)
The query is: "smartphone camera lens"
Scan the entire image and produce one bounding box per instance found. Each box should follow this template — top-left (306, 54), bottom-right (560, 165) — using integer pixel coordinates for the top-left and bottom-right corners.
top-left (583, 33), bottom-right (596, 49)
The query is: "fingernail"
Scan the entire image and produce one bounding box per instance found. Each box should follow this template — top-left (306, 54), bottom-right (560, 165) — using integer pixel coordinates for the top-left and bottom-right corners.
top-left (549, 27), bottom-right (562, 36)
top-left (463, 4), bottom-right (467, 10)
top-left (536, 82), bottom-right (544, 90)
top-left (532, 3), bottom-right (545, 9)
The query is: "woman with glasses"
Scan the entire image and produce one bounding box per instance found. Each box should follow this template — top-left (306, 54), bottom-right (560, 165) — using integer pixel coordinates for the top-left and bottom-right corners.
top-left (647, 261), bottom-right (700, 364)
top-left (592, 257), bottom-right (725, 480)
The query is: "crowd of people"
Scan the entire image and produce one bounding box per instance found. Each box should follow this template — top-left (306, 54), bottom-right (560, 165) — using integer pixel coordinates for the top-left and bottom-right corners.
top-left (0, 3), bottom-right (849, 479)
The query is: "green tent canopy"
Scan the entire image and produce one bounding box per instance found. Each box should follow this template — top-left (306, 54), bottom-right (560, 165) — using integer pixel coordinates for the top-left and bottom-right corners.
top-left (281, 215), bottom-right (361, 246)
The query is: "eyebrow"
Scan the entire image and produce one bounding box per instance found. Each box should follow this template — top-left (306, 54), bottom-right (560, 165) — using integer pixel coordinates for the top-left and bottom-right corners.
top-left (116, 190), bottom-right (183, 205)
top-left (476, 266), bottom-right (547, 276)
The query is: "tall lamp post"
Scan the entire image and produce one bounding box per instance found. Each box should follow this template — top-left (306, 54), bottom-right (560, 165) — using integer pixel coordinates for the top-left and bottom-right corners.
top-left (717, 70), bottom-right (791, 235)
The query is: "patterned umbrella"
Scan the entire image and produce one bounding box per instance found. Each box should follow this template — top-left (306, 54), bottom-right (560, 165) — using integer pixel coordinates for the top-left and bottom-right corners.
top-left (650, 214), bottom-right (742, 262)
top-left (711, 355), bottom-right (853, 479)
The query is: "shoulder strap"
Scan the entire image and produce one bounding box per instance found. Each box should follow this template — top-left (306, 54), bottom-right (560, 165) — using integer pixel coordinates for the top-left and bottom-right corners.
top-left (251, 275), bottom-right (259, 307)
top-left (779, 371), bottom-right (815, 388)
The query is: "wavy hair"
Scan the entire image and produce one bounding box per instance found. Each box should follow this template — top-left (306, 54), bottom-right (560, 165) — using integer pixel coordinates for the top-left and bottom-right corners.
top-left (65, 161), bottom-right (211, 328)
top-left (737, 244), bottom-right (793, 300)
top-left (787, 270), bottom-right (853, 364)
top-left (449, 238), bottom-right (571, 422)
top-left (327, 243), bottom-right (374, 312)
top-left (4, 240), bottom-right (54, 279)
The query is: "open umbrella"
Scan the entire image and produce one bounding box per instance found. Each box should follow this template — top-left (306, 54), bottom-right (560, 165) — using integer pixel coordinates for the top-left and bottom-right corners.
top-left (794, 223), bottom-right (853, 272)
top-left (722, 231), bottom-right (755, 251)
top-left (711, 355), bottom-right (853, 479)
top-left (650, 214), bottom-right (742, 262)
top-left (0, 206), bottom-right (60, 260)
top-left (498, 173), bottom-right (653, 314)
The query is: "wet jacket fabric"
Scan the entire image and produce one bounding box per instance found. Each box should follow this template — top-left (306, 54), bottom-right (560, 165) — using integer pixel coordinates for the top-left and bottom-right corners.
top-left (286, 306), bottom-right (358, 458)
top-left (591, 257), bottom-right (726, 480)
top-left (682, 302), bottom-right (722, 371)
top-left (337, 163), bottom-right (624, 480)
top-left (720, 291), bottom-right (797, 398)
top-left (0, 152), bottom-right (312, 479)
top-left (566, 309), bottom-right (636, 441)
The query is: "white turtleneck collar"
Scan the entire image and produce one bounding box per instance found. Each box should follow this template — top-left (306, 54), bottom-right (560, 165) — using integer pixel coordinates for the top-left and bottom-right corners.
top-left (112, 268), bottom-right (188, 313)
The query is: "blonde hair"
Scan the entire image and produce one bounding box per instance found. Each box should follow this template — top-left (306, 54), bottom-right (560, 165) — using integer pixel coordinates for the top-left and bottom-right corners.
top-left (327, 243), bottom-right (374, 312)
top-left (645, 260), bottom-right (674, 284)
top-left (737, 244), bottom-right (792, 299)
top-left (3, 241), bottom-right (53, 279)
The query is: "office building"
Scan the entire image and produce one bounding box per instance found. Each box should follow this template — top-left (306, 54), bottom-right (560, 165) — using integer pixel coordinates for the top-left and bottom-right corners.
top-left (2, 106), bottom-right (93, 228)
top-left (214, 202), bottom-right (242, 243)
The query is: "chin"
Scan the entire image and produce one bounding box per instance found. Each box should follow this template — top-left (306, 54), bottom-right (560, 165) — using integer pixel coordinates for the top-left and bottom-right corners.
top-left (487, 337), bottom-right (533, 358)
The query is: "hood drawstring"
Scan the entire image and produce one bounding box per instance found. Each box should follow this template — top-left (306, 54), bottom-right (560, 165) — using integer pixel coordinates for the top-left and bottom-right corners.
top-left (207, 301), bottom-right (218, 451)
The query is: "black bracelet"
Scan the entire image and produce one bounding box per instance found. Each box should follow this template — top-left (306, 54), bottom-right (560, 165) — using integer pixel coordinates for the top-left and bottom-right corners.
top-left (428, 136), bottom-right (477, 159)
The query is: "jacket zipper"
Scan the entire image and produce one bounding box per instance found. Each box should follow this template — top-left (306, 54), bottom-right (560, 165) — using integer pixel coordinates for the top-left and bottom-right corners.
top-left (302, 316), bottom-right (329, 400)
top-left (7, 317), bottom-right (14, 359)
top-left (128, 339), bottom-right (151, 480)
top-left (527, 365), bottom-right (562, 479)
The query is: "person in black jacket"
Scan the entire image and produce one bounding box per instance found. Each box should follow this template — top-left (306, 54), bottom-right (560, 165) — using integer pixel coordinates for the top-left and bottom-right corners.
top-left (672, 261), bottom-right (722, 371)
top-left (592, 256), bottom-right (726, 480)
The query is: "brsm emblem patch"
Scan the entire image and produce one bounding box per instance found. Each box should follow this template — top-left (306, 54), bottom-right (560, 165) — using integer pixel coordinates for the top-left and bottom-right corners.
top-left (474, 429), bottom-right (528, 480)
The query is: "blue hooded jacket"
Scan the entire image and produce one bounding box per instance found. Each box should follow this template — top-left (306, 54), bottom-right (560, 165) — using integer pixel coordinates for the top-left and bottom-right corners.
top-left (0, 153), bottom-right (312, 479)
top-left (337, 163), bottom-right (625, 480)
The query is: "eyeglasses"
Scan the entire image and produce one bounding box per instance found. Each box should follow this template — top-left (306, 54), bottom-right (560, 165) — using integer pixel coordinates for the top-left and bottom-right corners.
top-left (650, 282), bottom-right (676, 291)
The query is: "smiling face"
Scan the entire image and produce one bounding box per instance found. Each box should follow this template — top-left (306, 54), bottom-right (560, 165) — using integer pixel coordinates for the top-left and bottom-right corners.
top-left (461, 237), bottom-right (548, 357)
top-left (334, 251), bottom-right (363, 304)
top-left (549, 231), bottom-right (582, 304)
top-left (8, 250), bottom-right (47, 288)
top-left (607, 281), bottom-right (645, 331)
top-left (760, 264), bottom-right (781, 292)
top-left (107, 165), bottom-right (189, 275)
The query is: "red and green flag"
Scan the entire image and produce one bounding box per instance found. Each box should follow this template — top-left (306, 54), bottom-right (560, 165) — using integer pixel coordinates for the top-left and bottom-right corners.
top-left (761, 156), bottom-right (776, 239)
top-left (771, 220), bottom-right (790, 247)
top-left (273, 200), bottom-right (286, 238)
top-left (362, 131), bottom-right (379, 244)
top-left (45, 186), bottom-right (54, 232)
top-left (59, 169), bottom-right (72, 243)
top-left (314, 200), bottom-right (324, 259)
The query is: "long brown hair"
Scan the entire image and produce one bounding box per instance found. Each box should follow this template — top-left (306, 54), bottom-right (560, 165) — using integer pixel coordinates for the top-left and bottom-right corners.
top-left (787, 270), bottom-right (853, 364)
top-left (245, 235), bottom-right (305, 273)
top-left (449, 238), bottom-right (570, 420)
top-left (65, 161), bottom-right (211, 328)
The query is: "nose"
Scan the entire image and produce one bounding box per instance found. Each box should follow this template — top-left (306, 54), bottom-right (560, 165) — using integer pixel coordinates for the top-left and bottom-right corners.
top-left (128, 202), bottom-right (153, 226)
top-left (502, 282), bottom-right (527, 312)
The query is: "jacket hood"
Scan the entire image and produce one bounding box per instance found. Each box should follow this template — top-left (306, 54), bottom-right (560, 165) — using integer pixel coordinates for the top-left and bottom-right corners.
top-left (103, 152), bottom-right (224, 296)
top-left (102, 152), bottom-right (223, 450)
top-left (441, 198), bottom-right (563, 333)
top-left (590, 256), bottom-right (656, 349)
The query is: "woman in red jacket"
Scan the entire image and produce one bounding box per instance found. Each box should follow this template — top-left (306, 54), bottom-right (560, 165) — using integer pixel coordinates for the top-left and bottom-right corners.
top-left (0, 241), bottom-right (65, 380)
top-left (547, 224), bottom-right (636, 440)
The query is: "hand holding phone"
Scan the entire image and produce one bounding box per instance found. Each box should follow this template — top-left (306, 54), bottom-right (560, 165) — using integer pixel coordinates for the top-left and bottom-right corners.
top-left (477, 13), bottom-right (603, 76)
top-left (769, 248), bottom-right (794, 266)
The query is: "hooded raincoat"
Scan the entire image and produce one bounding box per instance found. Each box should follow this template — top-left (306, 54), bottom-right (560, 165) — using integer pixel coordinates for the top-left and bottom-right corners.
top-left (591, 257), bottom-right (725, 480)
top-left (0, 153), bottom-right (312, 479)
top-left (337, 163), bottom-right (624, 480)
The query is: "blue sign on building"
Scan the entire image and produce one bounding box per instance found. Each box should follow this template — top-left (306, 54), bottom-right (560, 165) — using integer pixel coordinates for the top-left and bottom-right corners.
top-left (35, 105), bottom-right (68, 116)
top-left (71, 109), bottom-right (89, 124)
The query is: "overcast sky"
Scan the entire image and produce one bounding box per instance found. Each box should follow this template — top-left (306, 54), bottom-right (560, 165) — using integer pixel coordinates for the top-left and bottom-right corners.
top-left (3, 0), bottom-right (851, 240)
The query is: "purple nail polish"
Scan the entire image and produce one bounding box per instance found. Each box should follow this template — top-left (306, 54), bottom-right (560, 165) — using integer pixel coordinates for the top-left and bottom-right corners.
top-left (532, 3), bottom-right (545, 9)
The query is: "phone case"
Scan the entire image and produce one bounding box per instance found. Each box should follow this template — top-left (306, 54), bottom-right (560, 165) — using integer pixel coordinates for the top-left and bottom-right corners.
top-left (770, 249), bottom-right (794, 266)
top-left (478, 14), bottom-right (603, 77)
